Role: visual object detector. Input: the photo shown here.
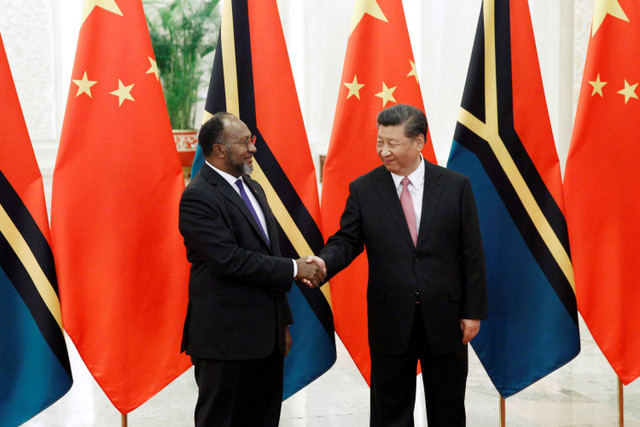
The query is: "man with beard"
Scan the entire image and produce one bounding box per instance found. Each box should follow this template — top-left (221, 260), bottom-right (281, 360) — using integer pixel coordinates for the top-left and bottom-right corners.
top-left (178, 112), bottom-right (325, 426)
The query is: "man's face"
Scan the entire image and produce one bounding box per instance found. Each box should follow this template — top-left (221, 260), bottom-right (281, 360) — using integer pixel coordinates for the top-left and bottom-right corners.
top-left (376, 124), bottom-right (424, 176)
top-left (221, 117), bottom-right (256, 177)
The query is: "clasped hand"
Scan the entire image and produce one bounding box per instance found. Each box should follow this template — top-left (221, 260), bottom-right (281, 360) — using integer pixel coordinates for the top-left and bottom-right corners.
top-left (294, 256), bottom-right (327, 288)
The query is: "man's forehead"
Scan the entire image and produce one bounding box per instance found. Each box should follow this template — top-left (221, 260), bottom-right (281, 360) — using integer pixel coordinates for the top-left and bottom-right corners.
top-left (222, 117), bottom-right (251, 136)
top-left (377, 124), bottom-right (406, 139)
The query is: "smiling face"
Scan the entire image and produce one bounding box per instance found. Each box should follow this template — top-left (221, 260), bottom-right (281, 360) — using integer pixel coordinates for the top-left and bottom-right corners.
top-left (220, 116), bottom-right (256, 177)
top-left (376, 123), bottom-right (425, 176)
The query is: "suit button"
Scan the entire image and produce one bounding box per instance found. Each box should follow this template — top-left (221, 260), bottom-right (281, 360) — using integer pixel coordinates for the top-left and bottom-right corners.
top-left (414, 257), bottom-right (419, 263)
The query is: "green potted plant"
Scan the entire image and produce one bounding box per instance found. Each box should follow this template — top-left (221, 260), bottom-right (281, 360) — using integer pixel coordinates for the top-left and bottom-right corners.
top-left (144, 0), bottom-right (221, 176)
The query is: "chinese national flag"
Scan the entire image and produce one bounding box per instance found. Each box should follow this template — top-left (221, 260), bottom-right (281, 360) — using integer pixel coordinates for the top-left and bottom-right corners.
top-left (321, 0), bottom-right (436, 383)
top-left (564, 0), bottom-right (640, 384)
top-left (51, 0), bottom-right (191, 413)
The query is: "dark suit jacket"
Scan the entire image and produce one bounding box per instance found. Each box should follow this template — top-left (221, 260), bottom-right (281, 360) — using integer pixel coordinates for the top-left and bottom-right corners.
top-left (320, 161), bottom-right (487, 355)
top-left (178, 164), bottom-right (294, 360)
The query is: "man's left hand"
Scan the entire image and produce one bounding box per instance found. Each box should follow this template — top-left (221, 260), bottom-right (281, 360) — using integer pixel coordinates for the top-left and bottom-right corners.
top-left (285, 326), bottom-right (292, 357)
top-left (460, 319), bottom-right (481, 345)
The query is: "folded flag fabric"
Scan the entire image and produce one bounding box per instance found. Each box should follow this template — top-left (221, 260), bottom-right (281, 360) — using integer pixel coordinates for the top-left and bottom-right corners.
top-left (51, 0), bottom-right (191, 413)
top-left (447, 0), bottom-right (580, 397)
top-left (0, 33), bottom-right (72, 426)
top-left (564, 0), bottom-right (640, 385)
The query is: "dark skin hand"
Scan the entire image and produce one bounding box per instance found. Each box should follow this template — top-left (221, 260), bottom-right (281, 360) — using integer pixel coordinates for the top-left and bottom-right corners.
top-left (285, 326), bottom-right (292, 357)
top-left (294, 256), bottom-right (326, 287)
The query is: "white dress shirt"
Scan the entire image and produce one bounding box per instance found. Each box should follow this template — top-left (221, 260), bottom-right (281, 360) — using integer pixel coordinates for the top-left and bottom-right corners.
top-left (205, 161), bottom-right (298, 277)
top-left (206, 161), bottom-right (269, 234)
top-left (389, 156), bottom-right (425, 235)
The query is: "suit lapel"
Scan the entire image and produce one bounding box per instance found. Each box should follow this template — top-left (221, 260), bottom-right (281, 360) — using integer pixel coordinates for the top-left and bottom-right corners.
top-left (202, 167), bottom-right (273, 252)
top-left (374, 167), bottom-right (416, 250)
top-left (416, 162), bottom-right (444, 249)
top-left (243, 177), bottom-right (279, 253)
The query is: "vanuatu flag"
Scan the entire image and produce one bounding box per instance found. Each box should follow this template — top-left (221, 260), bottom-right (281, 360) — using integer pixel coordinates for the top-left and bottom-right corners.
top-left (0, 34), bottom-right (72, 425)
top-left (192, 0), bottom-right (336, 398)
top-left (447, 0), bottom-right (580, 397)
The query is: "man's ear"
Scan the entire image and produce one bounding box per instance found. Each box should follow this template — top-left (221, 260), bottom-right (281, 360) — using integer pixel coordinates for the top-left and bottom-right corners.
top-left (212, 143), bottom-right (226, 158)
top-left (415, 134), bottom-right (426, 151)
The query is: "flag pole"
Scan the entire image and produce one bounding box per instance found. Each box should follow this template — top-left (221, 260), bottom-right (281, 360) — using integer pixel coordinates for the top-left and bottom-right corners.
top-left (500, 396), bottom-right (506, 427)
top-left (618, 377), bottom-right (624, 427)
top-left (122, 413), bottom-right (128, 427)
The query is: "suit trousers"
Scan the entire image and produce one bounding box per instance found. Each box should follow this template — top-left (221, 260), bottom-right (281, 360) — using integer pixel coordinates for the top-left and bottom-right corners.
top-left (370, 305), bottom-right (468, 427)
top-left (192, 350), bottom-right (284, 427)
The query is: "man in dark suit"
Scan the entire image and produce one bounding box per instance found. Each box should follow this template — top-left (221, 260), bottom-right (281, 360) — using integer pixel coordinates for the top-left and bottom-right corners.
top-left (178, 112), bottom-right (324, 427)
top-left (309, 104), bottom-right (487, 426)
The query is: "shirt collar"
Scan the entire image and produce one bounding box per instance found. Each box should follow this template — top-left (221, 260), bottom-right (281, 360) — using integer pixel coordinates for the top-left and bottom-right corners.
top-left (390, 156), bottom-right (425, 190)
top-left (206, 160), bottom-right (244, 188)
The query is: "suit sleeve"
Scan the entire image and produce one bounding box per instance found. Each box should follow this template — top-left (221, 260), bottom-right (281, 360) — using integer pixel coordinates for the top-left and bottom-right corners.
top-left (179, 186), bottom-right (293, 291)
top-left (320, 181), bottom-right (365, 280)
top-left (459, 177), bottom-right (488, 319)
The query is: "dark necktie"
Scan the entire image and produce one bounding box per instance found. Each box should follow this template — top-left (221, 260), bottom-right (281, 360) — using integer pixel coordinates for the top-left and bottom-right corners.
top-left (235, 179), bottom-right (269, 242)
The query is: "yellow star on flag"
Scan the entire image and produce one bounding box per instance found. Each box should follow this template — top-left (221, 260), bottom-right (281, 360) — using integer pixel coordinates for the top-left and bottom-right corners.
top-left (82, 0), bottom-right (123, 26)
top-left (407, 60), bottom-right (419, 84)
top-left (350, 0), bottom-right (388, 35)
top-left (589, 73), bottom-right (607, 97)
top-left (146, 57), bottom-right (159, 81)
top-left (592, 0), bottom-right (629, 36)
top-left (617, 80), bottom-right (638, 104)
top-left (110, 80), bottom-right (135, 106)
top-left (375, 82), bottom-right (396, 107)
top-left (73, 71), bottom-right (98, 98)
top-left (344, 75), bottom-right (365, 100)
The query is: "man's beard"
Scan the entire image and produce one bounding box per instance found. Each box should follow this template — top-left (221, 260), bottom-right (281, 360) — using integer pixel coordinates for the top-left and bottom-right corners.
top-left (226, 149), bottom-right (253, 176)
top-left (241, 162), bottom-right (253, 175)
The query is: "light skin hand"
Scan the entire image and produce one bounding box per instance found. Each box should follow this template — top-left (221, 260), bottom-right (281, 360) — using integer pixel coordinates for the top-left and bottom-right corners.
top-left (294, 256), bottom-right (325, 287)
top-left (460, 319), bottom-right (481, 345)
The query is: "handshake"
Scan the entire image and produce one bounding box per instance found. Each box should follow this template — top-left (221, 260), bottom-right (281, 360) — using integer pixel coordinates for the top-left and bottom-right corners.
top-left (294, 256), bottom-right (327, 288)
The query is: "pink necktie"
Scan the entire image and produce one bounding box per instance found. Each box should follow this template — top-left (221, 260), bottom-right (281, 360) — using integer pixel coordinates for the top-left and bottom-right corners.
top-left (400, 177), bottom-right (417, 246)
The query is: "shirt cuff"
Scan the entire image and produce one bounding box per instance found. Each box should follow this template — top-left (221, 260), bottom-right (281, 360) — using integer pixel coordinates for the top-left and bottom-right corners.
top-left (292, 259), bottom-right (297, 278)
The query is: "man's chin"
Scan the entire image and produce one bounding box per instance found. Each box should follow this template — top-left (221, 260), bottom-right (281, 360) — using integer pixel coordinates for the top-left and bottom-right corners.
top-left (243, 163), bottom-right (253, 175)
top-left (382, 164), bottom-right (395, 173)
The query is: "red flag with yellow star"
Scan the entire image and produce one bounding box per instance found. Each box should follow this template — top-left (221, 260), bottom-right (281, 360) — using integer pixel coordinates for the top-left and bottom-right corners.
top-left (564, 0), bottom-right (640, 384)
top-left (321, 0), bottom-right (436, 383)
top-left (51, 0), bottom-right (190, 413)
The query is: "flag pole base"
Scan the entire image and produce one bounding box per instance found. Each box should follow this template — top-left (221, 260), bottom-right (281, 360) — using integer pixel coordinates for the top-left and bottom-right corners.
top-left (618, 377), bottom-right (624, 427)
